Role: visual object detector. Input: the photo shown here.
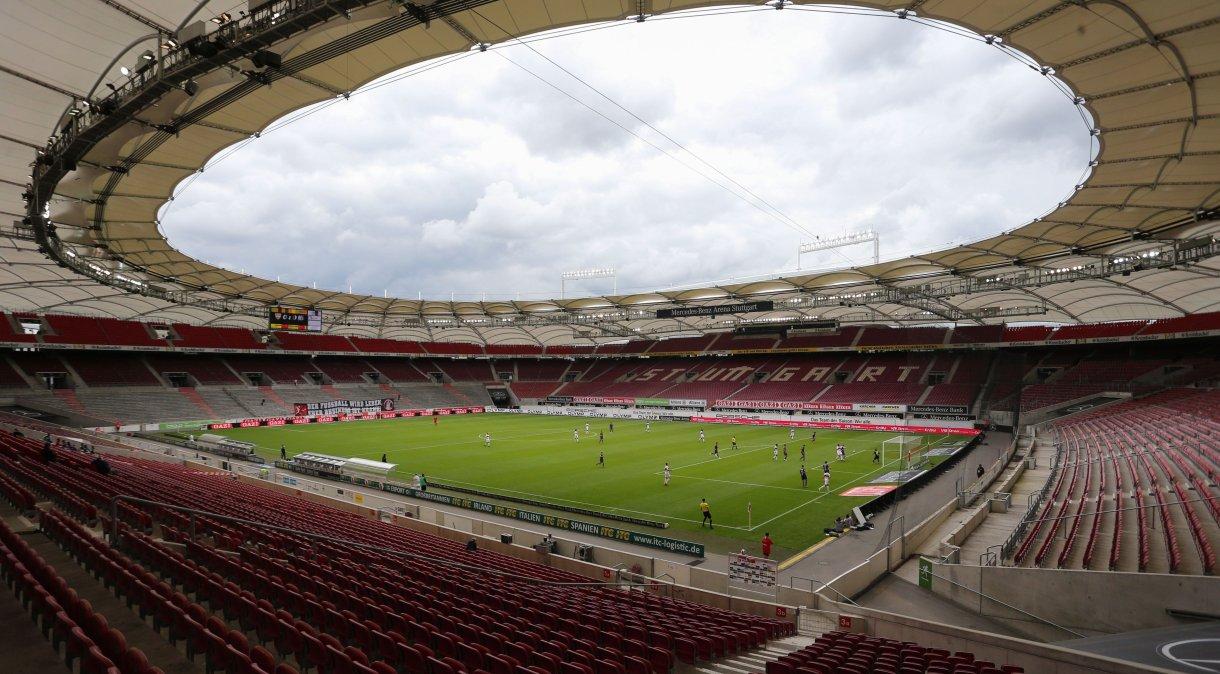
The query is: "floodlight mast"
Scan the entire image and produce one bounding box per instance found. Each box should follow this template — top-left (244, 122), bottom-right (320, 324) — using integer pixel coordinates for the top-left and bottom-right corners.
top-left (560, 268), bottom-right (617, 299)
top-left (797, 230), bottom-right (880, 269)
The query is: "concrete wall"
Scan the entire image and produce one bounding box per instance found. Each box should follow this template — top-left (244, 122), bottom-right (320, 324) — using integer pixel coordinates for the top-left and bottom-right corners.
top-left (820, 599), bottom-right (1176, 674)
top-left (930, 562), bottom-right (1220, 635)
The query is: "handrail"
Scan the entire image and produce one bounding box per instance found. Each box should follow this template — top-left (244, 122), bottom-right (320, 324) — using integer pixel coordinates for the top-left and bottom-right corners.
top-left (790, 575), bottom-right (860, 607)
top-left (107, 495), bottom-right (653, 589)
top-left (924, 566), bottom-right (1086, 638)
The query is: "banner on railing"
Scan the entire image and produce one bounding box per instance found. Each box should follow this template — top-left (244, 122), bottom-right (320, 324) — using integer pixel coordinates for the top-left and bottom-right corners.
top-left (380, 483), bottom-right (705, 557)
top-left (572, 396), bottom-right (635, 405)
top-left (635, 398), bottom-right (707, 408)
top-left (909, 405), bottom-right (970, 415)
top-left (292, 398), bottom-right (394, 416)
top-left (208, 406), bottom-right (484, 430)
top-left (688, 416), bottom-right (979, 436)
top-left (713, 400), bottom-right (853, 411)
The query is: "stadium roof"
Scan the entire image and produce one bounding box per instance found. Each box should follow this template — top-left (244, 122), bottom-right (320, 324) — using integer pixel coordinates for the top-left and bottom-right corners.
top-left (3, 0), bottom-right (1220, 344)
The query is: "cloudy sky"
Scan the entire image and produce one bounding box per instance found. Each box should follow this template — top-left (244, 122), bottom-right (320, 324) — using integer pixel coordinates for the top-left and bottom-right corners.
top-left (162, 7), bottom-right (1091, 301)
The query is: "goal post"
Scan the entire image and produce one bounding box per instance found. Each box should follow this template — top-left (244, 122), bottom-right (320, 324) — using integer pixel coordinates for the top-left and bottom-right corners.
top-left (881, 435), bottom-right (923, 469)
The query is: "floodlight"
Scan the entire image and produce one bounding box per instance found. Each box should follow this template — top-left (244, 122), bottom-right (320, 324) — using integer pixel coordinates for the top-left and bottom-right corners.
top-left (120, 66), bottom-right (131, 76)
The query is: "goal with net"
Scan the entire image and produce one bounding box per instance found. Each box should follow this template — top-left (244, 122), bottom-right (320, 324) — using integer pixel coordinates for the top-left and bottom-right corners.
top-left (880, 435), bottom-right (924, 469)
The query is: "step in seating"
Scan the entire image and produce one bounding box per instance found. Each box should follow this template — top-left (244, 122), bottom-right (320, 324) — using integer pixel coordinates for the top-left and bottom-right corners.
top-left (764, 631), bottom-right (1024, 674)
top-left (0, 429), bottom-right (792, 674)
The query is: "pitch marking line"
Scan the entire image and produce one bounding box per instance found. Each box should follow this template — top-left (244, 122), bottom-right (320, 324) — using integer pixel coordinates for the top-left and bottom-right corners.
top-left (743, 454), bottom-right (909, 532)
top-left (424, 476), bottom-right (754, 531)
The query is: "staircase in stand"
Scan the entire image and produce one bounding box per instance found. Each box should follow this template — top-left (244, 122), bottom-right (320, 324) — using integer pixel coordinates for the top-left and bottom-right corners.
top-left (25, 522), bottom-right (204, 674)
top-left (178, 388), bottom-right (218, 418)
top-left (443, 383), bottom-right (474, 405)
top-left (257, 386), bottom-right (290, 412)
top-left (321, 384), bottom-right (341, 398)
top-left (694, 636), bottom-right (814, 674)
top-left (52, 388), bottom-right (88, 415)
top-left (379, 382), bottom-right (413, 407)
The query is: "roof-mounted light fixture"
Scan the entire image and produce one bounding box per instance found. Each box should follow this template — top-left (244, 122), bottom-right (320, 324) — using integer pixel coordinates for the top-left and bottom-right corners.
top-left (561, 268), bottom-right (617, 298)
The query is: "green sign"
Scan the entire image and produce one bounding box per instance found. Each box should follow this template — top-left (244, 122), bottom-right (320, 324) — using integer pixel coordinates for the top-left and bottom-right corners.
top-left (918, 556), bottom-right (933, 589)
top-left (383, 483), bottom-right (704, 557)
top-left (634, 398), bottom-right (670, 407)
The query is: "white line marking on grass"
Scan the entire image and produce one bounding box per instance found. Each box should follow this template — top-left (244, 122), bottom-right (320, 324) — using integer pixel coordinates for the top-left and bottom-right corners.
top-left (743, 454), bottom-right (910, 532)
top-left (428, 476), bottom-right (754, 531)
top-left (379, 428), bottom-right (570, 455)
top-left (666, 475), bottom-right (821, 493)
top-left (669, 443), bottom-right (773, 470)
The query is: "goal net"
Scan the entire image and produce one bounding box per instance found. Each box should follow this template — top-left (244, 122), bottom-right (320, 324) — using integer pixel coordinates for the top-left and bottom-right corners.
top-left (881, 435), bottom-right (923, 469)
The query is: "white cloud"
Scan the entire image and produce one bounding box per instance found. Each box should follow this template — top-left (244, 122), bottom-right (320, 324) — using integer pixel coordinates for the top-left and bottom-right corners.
top-left (163, 9), bottom-right (1089, 300)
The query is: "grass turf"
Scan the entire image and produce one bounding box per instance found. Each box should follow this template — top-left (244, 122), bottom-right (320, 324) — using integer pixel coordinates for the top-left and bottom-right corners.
top-left (211, 414), bottom-right (950, 556)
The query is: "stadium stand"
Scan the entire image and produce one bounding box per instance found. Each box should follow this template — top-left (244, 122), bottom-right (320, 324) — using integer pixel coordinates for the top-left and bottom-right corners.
top-left (147, 353), bottom-right (243, 385)
top-left (426, 342), bottom-right (485, 356)
top-left (647, 335), bottom-right (718, 353)
top-left (507, 358), bottom-right (573, 381)
top-left (273, 331), bottom-right (357, 352)
top-left (170, 324), bottom-right (266, 350)
top-left (508, 381), bottom-right (562, 400)
top-left (432, 359), bottom-right (497, 383)
top-left (223, 356), bottom-right (320, 386)
top-left (61, 353), bottom-right (161, 387)
top-left (0, 314), bottom-right (38, 343)
top-left (312, 357), bottom-right (375, 383)
top-left (773, 327), bottom-right (861, 350)
top-left (0, 431), bottom-right (798, 674)
top-left (705, 333), bottom-right (778, 352)
top-left (765, 630), bottom-right (1024, 674)
top-left (1013, 388), bottom-right (1220, 574)
top-left (855, 326), bottom-right (948, 347)
top-left (349, 337), bottom-right (429, 354)
top-left (364, 358), bottom-right (431, 382)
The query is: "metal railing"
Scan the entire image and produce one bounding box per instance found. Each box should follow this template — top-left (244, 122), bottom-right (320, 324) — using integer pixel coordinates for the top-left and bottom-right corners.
top-left (107, 495), bottom-right (665, 592)
top-left (924, 566), bottom-right (1085, 638)
top-left (999, 442), bottom-right (1062, 562)
top-left (789, 575), bottom-right (860, 607)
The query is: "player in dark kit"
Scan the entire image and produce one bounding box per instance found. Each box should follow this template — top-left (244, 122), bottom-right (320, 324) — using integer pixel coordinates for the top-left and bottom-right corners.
top-left (800, 465), bottom-right (808, 488)
top-left (597, 451), bottom-right (605, 468)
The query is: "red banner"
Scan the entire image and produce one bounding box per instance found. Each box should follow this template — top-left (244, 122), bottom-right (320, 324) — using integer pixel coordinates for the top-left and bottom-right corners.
top-left (713, 400), bottom-right (853, 411)
top-left (572, 396), bottom-right (634, 405)
top-left (689, 416), bottom-right (978, 436)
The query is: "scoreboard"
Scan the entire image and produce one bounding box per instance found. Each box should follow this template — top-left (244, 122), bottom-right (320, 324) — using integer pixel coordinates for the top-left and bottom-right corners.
top-left (269, 306), bottom-right (322, 332)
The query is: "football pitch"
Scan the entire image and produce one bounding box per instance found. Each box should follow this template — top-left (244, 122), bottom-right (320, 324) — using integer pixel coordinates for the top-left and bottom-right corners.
top-left (211, 414), bottom-right (952, 556)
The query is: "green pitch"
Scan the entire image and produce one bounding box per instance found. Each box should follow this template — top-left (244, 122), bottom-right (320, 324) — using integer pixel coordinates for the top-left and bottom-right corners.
top-left (210, 414), bottom-right (952, 556)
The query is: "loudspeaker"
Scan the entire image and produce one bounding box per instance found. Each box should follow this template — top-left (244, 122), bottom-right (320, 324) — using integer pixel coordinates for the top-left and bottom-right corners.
top-left (251, 50), bottom-right (281, 69)
top-left (500, 533), bottom-right (512, 545)
top-left (183, 79), bottom-right (199, 96)
top-left (576, 544), bottom-right (593, 562)
top-left (187, 40), bottom-right (221, 59)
